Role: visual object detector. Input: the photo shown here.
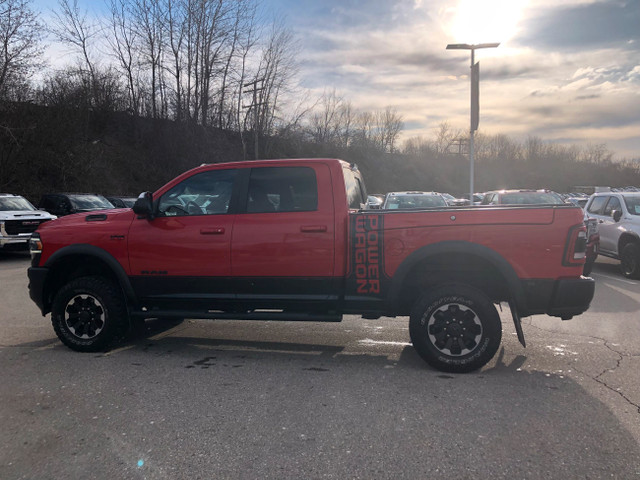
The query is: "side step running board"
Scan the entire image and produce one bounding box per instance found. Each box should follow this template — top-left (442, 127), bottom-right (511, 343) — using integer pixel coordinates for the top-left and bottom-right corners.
top-left (130, 310), bottom-right (343, 322)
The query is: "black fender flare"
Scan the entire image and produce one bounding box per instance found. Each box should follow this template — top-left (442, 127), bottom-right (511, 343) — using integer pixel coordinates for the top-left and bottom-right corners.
top-left (44, 244), bottom-right (138, 308)
top-left (386, 240), bottom-right (527, 313)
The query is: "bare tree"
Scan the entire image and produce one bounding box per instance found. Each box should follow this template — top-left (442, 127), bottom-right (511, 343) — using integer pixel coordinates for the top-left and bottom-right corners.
top-left (216, 0), bottom-right (255, 129)
top-left (309, 89), bottom-right (343, 144)
top-left (0, 0), bottom-right (43, 99)
top-left (253, 18), bottom-right (297, 137)
top-left (50, 0), bottom-right (99, 92)
top-left (106, 0), bottom-right (141, 114)
top-left (162, 0), bottom-right (186, 121)
top-left (379, 106), bottom-right (403, 152)
top-left (582, 143), bottom-right (613, 164)
top-left (131, 0), bottom-right (165, 118)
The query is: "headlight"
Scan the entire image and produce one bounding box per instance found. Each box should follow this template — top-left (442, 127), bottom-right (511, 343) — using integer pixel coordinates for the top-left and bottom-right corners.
top-left (29, 233), bottom-right (42, 257)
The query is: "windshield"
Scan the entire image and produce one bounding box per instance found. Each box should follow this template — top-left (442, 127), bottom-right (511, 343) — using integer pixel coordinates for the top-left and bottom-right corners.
top-left (623, 195), bottom-right (640, 215)
top-left (69, 195), bottom-right (114, 210)
top-left (385, 195), bottom-right (447, 209)
top-left (0, 196), bottom-right (36, 211)
top-left (500, 192), bottom-right (565, 205)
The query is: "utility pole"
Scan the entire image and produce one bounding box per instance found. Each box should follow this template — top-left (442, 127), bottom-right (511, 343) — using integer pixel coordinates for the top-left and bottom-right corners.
top-left (242, 78), bottom-right (266, 160)
top-left (446, 43), bottom-right (499, 203)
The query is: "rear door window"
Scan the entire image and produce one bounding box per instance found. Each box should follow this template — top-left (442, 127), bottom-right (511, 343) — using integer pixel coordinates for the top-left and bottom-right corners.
top-left (246, 167), bottom-right (318, 213)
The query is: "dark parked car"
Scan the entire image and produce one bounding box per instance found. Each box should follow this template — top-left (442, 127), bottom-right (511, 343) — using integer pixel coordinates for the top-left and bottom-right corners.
top-left (382, 191), bottom-right (448, 209)
top-left (38, 193), bottom-right (114, 217)
top-left (105, 196), bottom-right (137, 208)
top-left (481, 189), bottom-right (565, 205)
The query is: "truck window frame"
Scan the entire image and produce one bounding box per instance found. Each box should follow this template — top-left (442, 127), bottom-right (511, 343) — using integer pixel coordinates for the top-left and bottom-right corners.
top-left (245, 166), bottom-right (318, 214)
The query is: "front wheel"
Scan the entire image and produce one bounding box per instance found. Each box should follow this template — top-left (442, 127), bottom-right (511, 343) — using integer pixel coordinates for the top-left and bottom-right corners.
top-left (620, 243), bottom-right (640, 279)
top-left (409, 284), bottom-right (502, 373)
top-left (51, 276), bottom-right (129, 352)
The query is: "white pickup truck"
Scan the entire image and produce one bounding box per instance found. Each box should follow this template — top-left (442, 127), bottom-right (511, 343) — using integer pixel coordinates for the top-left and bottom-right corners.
top-left (585, 191), bottom-right (640, 278)
top-left (0, 194), bottom-right (56, 251)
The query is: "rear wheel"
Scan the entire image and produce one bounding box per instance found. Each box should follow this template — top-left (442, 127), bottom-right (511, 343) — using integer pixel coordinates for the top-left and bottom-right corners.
top-left (620, 243), bottom-right (640, 279)
top-left (51, 276), bottom-right (128, 352)
top-left (409, 284), bottom-right (502, 373)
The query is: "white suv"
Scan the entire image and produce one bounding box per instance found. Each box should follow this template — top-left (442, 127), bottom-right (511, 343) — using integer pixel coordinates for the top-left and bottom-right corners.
top-left (585, 191), bottom-right (640, 278)
top-left (0, 194), bottom-right (56, 251)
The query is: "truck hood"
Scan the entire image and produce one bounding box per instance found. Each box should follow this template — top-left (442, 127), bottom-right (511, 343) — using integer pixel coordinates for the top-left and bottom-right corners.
top-left (0, 210), bottom-right (56, 221)
top-left (36, 208), bottom-right (134, 232)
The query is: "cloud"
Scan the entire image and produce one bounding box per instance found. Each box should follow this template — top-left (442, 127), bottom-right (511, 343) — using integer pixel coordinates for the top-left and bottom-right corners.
top-left (518, 1), bottom-right (640, 51)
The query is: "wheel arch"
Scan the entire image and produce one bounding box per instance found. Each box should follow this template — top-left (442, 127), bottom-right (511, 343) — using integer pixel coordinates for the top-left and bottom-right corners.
top-left (618, 231), bottom-right (640, 253)
top-left (387, 241), bottom-right (526, 315)
top-left (42, 244), bottom-right (137, 314)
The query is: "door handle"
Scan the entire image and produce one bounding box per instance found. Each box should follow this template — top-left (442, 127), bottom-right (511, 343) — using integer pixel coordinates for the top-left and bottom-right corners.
top-left (300, 225), bottom-right (327, 233)
top-left (598, 220), bottom-right (604, 223)
top-left (200, 227), bottom-right (225, 235)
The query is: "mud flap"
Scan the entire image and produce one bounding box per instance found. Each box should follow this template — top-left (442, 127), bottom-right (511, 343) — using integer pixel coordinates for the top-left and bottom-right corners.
top-left (508, 300), bottom-right (526, 348)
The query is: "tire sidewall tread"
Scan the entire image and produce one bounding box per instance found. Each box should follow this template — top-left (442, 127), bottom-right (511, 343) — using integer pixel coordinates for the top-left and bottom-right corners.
top-left (51, 276), bottom-right (127, 352)
top-left (409, 284), bottom-right (502, 373)
top-left (621, 243), bottom-right (640, 279)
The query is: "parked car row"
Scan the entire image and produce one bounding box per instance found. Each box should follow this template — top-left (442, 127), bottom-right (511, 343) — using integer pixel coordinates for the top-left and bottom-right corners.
top-left (0, 192), bottom-right (137, 251)
top-left (37, 193), bottom-right (139, 216)
top-left (0, 194), bottom-right (57, 251)
top-left (585, 191), bottom-right (640, 278)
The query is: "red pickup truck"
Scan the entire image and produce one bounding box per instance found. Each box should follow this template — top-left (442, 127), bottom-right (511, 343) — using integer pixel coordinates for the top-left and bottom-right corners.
top-left (27, 158), bottom-right (594, 372)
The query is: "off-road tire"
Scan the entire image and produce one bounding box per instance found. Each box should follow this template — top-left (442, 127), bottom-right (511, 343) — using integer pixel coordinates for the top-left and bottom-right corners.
top-left (409, 284), bottom-right (502, 373)
top-left (51, 276), bottom-right (128, 352)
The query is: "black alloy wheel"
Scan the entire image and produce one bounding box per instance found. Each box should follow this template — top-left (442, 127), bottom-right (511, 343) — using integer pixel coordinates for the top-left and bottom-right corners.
top-left (51, 276), bottom-right (128, 352)
top-left (409, 284), bottom-right (502, 373)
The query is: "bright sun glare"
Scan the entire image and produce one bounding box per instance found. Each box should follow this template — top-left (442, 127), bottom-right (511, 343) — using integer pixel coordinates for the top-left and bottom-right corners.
top-left (451, 0), bottom-right (526, 45)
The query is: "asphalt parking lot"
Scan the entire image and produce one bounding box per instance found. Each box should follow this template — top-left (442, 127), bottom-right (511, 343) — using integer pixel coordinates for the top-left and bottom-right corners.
top-left (1, 252), bottom-right (639, 479)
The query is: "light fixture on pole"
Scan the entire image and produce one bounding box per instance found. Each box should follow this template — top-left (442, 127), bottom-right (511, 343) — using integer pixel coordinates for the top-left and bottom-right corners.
top-left (446, 42), bottom-right (499, 204)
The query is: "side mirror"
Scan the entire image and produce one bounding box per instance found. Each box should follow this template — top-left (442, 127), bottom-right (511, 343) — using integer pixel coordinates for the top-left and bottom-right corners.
top-left (612, 210), bottom-right (622, 222)
top-left (133, 192), bottom-right (154, 219)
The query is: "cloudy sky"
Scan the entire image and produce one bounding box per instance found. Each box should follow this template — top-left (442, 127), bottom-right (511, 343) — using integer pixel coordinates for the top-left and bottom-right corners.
top-left (35, 0), bottom-right (640, 159)
top-left (265, 0), bottom-right (639, 159)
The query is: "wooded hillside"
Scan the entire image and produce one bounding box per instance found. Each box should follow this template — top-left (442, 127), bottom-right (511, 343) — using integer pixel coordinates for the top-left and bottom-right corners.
top-left (2, 101), bottom-right (640, 204)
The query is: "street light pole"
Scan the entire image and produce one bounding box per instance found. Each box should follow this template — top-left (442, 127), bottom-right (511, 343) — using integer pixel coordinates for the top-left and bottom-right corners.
top-left (446, 42), bottom-right (499, 204)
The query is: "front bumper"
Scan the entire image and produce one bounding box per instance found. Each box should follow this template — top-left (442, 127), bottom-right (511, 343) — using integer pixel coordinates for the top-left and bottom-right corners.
top-left (0, 234), bottom-right (30, 247)
top-left (27, 267), bottom-right (49, 315)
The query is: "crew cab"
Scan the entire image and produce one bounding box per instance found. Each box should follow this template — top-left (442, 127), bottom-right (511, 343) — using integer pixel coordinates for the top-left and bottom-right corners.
top-left (0, 194), bottom-right (56, 251)
top-left (27, 159), bottom-right (594, 373)
top-left (585, 191), bottom-right (640, 278)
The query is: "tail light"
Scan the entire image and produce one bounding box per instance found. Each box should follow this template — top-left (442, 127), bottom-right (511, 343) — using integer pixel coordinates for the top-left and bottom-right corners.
top-left (585, 218), bottom-right (598, 239)
top-left (563, 224), bottom-right (587, 267)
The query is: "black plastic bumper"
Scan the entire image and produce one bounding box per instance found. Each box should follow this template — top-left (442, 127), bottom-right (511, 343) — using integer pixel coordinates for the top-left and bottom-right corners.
top-left (520, 276), bottom-right (595, 319)
top-left (548, 276), bottom-right (595, 319)
top-left (27, 267), bottom-right (49, 315)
